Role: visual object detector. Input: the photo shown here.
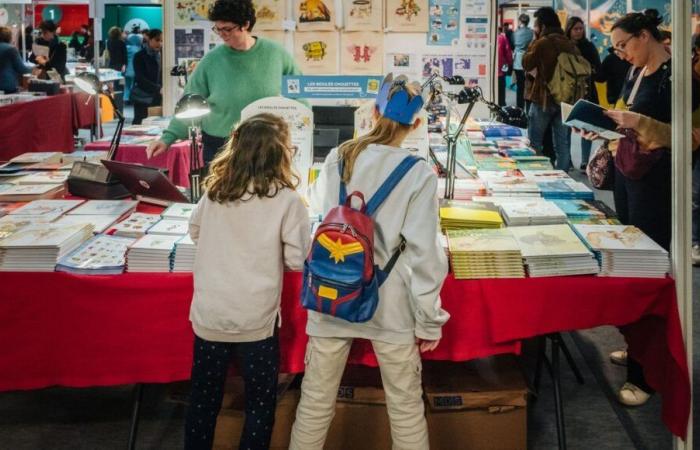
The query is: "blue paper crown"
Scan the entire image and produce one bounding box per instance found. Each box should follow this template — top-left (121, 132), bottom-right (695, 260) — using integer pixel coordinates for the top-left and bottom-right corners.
top-left (375, 73), bottom-right (425, 125)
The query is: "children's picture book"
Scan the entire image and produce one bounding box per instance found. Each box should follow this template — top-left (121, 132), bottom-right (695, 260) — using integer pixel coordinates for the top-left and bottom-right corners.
top-left (53, 214), bottom-right (122, 234)
top-left (67, 200), bottom-right (139, 217)
top-left (9, 199), bottom-right (84, 219)
top-left (130, 234), bottom-right (182, 252)
top-left (0, 223), bottom-right (93, 249)
top-left (0, 184), bottom-right (64, 202)
top-left (10, 152), bottom-right (63, 165)
top-left (147, 219), bottom-right (190, 236)
top-left (111, 212), bottom-right (161, 237)
top-left (573, 225), bottom-right (667, 253)
top-left (56, 235), bottom-right (136, 275)
top-left (162, 203), bottom-right (196, 221)
top-left (509, 224), bottom-right (591, 258)
top-left (561, 100), bottom-right (624, 140)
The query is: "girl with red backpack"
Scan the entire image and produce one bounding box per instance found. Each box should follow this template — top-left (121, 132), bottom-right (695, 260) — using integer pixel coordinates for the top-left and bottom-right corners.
top-left (290, 75), bottom-right (450, 450)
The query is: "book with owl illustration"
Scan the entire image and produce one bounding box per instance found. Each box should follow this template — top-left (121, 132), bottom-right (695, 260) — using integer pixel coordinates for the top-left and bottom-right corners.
top-left (340, 31), bottom-right (383, 75)
top-left (294, 31), bottom-right (339, 74)
top-left (344, 0), bottom-right (382, 31)
top-left (385, 0), bottom-right (428, 32)
top-left (296, 0), bottom-right (335, 31)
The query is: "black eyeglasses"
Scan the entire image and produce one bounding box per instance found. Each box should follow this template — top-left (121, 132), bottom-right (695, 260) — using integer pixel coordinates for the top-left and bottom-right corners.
top-left (612, 34), bottom-right (637, 57)
top-left (211, 24), bottom-right (242, 35)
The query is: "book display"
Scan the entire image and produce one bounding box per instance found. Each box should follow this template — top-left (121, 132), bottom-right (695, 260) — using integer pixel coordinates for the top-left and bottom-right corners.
top-left (499, 200), bottom-right (568, 226)
top-left (172, 235), bottom-right (197, 272)
top-left (0, 223), bottom-right (94, 271)
top-left (447, 228), bottom-right (525, 279)
top-left (68, 200), bottom-right (139, 217)
top-left (147, 219), bottom-right (190, 236)
top-left (111, 213), bottom-right (162, 238)
top-left (56, 235), bottom-right (136, 275)
top-left (126, 235), bottom-right (182, 272)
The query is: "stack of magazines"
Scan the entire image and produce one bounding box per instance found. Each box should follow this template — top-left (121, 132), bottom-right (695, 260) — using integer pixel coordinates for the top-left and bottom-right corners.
top-left (126, 234), bottom-right (181, 272)
top-left (446, 228), bottom-right (525, 279)
top-left (172, 235), bottom-right (196, 272)
top-left (0, 223), bottom-right (94, 271)
top-left (56, 235), bottom-right (136, 275)
top-left (573, 225), bottom-right (670, 278)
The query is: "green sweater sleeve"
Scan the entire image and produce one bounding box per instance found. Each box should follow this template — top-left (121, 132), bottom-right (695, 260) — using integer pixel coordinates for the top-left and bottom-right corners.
top-left (161, 62), bottom-right (211, 146)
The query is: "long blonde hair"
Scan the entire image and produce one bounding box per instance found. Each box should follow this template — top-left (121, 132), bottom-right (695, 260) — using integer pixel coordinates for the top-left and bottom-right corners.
top-left (203, 113), bottom-right (299, 203)
top-left (338, 83), bottom-right (419, 182)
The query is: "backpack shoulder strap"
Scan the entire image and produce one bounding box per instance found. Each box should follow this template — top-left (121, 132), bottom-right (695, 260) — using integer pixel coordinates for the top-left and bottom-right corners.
top-left (365, 155), bottom-right (422, 216)
top-left (338, 158), bottom-right (347, 205)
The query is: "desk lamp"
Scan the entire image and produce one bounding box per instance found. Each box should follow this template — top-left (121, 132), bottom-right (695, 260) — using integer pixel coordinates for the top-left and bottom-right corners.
top-left (67, 72), bottom-right (129, 199)
top-left (174, 94), bottom-right (210, 203)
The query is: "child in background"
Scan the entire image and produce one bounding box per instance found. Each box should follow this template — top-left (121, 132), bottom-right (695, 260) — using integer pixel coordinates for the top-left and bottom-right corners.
top-left (186, 113), bottom-right (310, 450)
top-left (290, 75), bottom-right (450, 450)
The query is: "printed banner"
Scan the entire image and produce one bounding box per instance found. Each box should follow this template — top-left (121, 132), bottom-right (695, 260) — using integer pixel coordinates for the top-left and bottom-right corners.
top-left (282, 75), bottom-right (383, 98)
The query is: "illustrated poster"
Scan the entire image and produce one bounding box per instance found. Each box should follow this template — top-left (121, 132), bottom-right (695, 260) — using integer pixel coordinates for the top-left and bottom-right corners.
top-left (385, 0), bottom-right (428, 32)
top-left (256, 30), bottom-right (287, 46)
top-left (422, 55), bottom-right (453, 79)
top-left (240, 97), bottom-right (314, 194)
top-left (175, 29), bottom-right (205, 60)
top-left (294, 31), bottom-right (339, 75)
top-left (384, 53), bottom-right (420, 79)
top-left (427, 0), bottom-right (460, 45)
top-left (340, 31), bottom-right (383, 75)
top-left (452, 54), bottom-right (487, 78)
top-left (343, 0), bottom-right (383, 31)
top-left (175, 0), bottom-right (215, 26)
top-left (295, 0), bottom-right (336, 31)
top-left (254, 0), bottom-right (286, 30)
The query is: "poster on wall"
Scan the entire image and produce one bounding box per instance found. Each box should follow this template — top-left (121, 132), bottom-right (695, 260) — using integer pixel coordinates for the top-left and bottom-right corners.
top-left (256, 30), bottom-right (287, 46)
top-left (343, 0), bottom-right (382, 31)
top-left (295, 0), bottom-right (336, 31)
top-left (0, 4), bottom-right (22, 27)
top-left (422, 55), bottom-right (453, 79)
top-left (452, 54), bottom-right (487, 78)
top-left (240, 97), bottom-right (314, 194)
top-left (384, 52), bottom-right (420, 79)
top-left (254, 0), bottom-right (286, 30)
top-left (427, 0), bottom-right (460, 45)
top-left (385, 0), bottom-right (428, 32)
top-left (294, 31), bottom-right (339, 74)
top-left (462, 0), bottom-right (487, 15)
top-left (175, 0), bottom-right (215, 26)
top-left (340, 31), bottom-right (383, 75)
top-left (175, 29), bottom-right (205, 60)
top-left (463, 16), bottom-right (489, 51)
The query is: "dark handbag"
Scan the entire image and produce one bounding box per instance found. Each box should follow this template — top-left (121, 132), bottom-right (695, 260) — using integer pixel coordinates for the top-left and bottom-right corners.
top-left (614, 129), bottom-right (665, 180)
top-left (130, 85), bottom-right (154, 105)
top-left (586, 142), bottom-right (614, 190)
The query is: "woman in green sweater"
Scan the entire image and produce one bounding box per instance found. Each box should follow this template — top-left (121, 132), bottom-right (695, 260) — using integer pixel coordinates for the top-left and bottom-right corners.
top-left (146, 0), bottom-right (302, 167)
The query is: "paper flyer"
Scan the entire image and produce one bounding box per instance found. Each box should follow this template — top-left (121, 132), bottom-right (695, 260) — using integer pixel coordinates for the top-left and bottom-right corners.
top-left (427, 0), bottom-right (460, 46)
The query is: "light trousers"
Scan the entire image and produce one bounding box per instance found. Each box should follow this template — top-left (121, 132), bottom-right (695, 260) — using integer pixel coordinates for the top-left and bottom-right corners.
top-left (289, 336), bottom-right (428, 450)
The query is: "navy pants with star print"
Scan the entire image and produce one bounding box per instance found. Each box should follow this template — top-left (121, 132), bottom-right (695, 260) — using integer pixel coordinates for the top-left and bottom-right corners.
top-left (185, 334), bottom-right (279, 450)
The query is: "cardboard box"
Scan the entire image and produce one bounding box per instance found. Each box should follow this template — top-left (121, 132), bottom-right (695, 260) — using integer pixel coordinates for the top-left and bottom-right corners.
top-left (423, 356), bottom-right (528, 450)
top-left (325, 366), bottom-right (392, 450)
top-left (213, 374), bottom-right (299, 450)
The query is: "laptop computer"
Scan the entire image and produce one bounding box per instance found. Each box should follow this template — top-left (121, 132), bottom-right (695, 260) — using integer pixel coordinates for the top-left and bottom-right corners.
top-left (101, 160), bottom-right (191, 205)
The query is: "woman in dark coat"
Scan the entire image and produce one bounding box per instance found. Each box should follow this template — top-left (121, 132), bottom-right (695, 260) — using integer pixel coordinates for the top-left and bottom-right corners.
top-left (132, 29), bottom-right (162, 125)
top-left (106, 26), bottom-right (127, 72)
top-left (566, 16), bottom-right (602, 167)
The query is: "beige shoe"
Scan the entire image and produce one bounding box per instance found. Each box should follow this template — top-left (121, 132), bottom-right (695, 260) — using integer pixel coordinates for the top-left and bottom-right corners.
top-left (609, 350), bottom-right (627, 366)
top-left (618, 382), bottom-right (651, 406)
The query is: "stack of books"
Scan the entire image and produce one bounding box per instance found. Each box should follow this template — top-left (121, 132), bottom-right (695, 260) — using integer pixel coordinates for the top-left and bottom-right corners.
top-left (550, 200), bottom-right (606, 221)
top-left (161, 203), bottom-right (195, 221)
top-left (67, 199), bottom-right (139, 217)
top-left (499, 199), bottom-right (568, 226)
top-left (0, 184), bottom-right (65, 201)
top-left (509, 224), bottom-right (599, 277)
top-left (537, 179), bottom-right (595, 200)
top-left (56, 235), bottom-right (136, 275)
top-left (147, 219), bottom-right (190, 236)
top-left (513, 156), bottom-right (554, 171)
top-left (437, 178), bottom-right (487, 200)
top-left (10, 152), bottom-right (63, 165)
top-left (521, 170), bottom-right (571, 181)
top-left (446, 228), bottom-right (525, 279)
top-left (485, 178), bottom-right (540, 196)
top-left (439, 200), bottom-right (503, 230)
top-left (0, 223), bottom-right (94, 271)
top-left (8, 199), bottom-right (84, 221)
top-left (17, 171), bottom-right (70, 185)
top-left (573, 225), bottom-right (670, 278)
top-left (126, 234), bottom-right (181, 272)
top-left (53, 214), bottom-right (122, 234)
top-left (172, 235), bottom-right (197, 272)
top-left (111, 212), bottom-right (161, 238)
top-left (0, 216), bottom-right (45, 240)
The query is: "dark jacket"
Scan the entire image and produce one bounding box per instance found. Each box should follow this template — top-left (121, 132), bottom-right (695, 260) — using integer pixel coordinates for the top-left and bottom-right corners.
top-left (31, 37), bottom-right (67, 79)
top-left (576, 38), bottom-right (601, 104)
top-left (0, 43), bottom-right (30, 93)
top-left (133, 48), bottom-right (161, 100)
top-left (107, 38), bottom-right (127, 71)
top-left (522, 28), bottom-right (581, 107)
top-left (595, 49), bottom-right (631, 105)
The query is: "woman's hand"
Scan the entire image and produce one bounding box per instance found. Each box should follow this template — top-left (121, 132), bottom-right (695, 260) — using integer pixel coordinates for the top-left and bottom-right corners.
top-left (146, 140), bottom-right (168, 159)
top-left (416, 338), bottom-right (440, 353)
top-left (35, 55), bottom-right (48, 65)
top-left (571, 127), bottom-right (603, 141)
top-left (604, 110), bottom-right (641, 130)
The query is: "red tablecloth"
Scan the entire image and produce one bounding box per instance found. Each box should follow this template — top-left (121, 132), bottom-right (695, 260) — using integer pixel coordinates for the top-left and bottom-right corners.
top-left (0, 271), bottom-right (688, 437)
top-left (71, 92), bottom-right (97, 131)
top-left (0, 94), bottom-right (75, 160)
top-left (84, 140), bottom-right (195, 187)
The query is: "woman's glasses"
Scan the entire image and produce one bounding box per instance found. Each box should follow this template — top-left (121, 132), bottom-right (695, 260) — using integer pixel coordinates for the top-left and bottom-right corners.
top-left (612, 34), bottom-right (637, 57)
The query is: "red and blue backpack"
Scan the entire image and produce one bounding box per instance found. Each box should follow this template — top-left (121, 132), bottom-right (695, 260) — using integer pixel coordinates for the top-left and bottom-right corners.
top-left (301, 155), bottom-right (422, 323)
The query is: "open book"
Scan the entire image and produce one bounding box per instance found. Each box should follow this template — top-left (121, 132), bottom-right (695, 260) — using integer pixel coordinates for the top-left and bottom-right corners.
top-left (561, 100), bottom-right (624, 140)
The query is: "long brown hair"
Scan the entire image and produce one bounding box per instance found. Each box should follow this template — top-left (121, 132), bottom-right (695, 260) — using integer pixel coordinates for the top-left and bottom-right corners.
top-left (203, 113), bottom-right (298, 203)
top-left (338, 83), bottom-right (418, 182)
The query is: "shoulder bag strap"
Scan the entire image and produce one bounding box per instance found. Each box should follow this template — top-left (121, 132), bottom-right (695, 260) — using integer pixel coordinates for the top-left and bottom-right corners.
top-left (365, 156), bottom-right (422, 216)
top-left (626, 66), bottom-right (647, 108)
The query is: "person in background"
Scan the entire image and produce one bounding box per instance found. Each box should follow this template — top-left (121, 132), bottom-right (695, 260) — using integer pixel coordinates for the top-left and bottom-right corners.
top-left (504, 22), bottom-right (515, 53)
top-left (523, 7), bottom-right (581, 171)
top-left (146, 0), bottom-right (303, 171)
top-left (17, 25), bottom-right (33, 58)
top-left (595, 46), bottom-right (632, 107)
top-left (31, 20), bottom-right (67, 81)
top-left (124, 31), bottom-right (143, 103)
top-left (576, 9), bottom-right (700, 406)
top-left (565, 16), bottom-right (601, 169)
top-left (68, 31), bottom-right (84, 56)
top-left (186, 113), bottom-right (309, 450)
top-left (513, 13), bottom-right (534, 110)
top-left (0, 26), bottom-right (30, 93)
top-left (140, 29), bottom-right (150, 49)
top-left (132, 29), bottom-right (162, 125)
top-left (497, 26), bottom-right (513, 107)
top-left (106, 26), bottom-right (127, 73)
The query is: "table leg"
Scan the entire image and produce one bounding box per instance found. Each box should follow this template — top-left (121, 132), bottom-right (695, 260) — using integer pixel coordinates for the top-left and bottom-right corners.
top-left (551, 337), bottom-right (567, 450)
top-left (128, 383), bottom-right (144, 450)
top-left (556, 333), bottom-right (585, 385)
top-left (534, 336), bottom-right (546, 394)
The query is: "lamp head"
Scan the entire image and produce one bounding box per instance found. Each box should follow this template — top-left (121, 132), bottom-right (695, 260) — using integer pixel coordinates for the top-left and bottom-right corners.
top-left (74, 72), bottom-right (101, 95)
top-left (496, 105), bottom-right (528, 128)
top-left (175, 94), bottom-right (211, 120)
top-left (375, 73), bottom-right (425, 125)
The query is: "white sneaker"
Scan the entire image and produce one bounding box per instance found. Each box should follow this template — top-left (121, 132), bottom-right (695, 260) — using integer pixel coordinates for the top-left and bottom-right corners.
top-left (609, 350), bottom-right (628, 366)
top-left (618, 382), bottom-right (651, 406)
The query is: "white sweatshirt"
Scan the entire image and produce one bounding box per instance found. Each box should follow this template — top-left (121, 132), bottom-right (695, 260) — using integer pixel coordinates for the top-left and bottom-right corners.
top-left (188, 188), bottom-right (310, 343)
top-left (307, 144), bottom-right (450, 344)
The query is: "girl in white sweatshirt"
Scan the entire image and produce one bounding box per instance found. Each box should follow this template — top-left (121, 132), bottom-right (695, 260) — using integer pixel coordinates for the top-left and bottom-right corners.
top-left (186, 113), bottom-right (310, 450)
top-left (290, 77), bottom-right (450, 450)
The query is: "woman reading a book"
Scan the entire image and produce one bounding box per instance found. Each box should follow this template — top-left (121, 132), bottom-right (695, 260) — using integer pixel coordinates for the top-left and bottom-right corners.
top-left (574, 9), bottom-right (700, 408)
